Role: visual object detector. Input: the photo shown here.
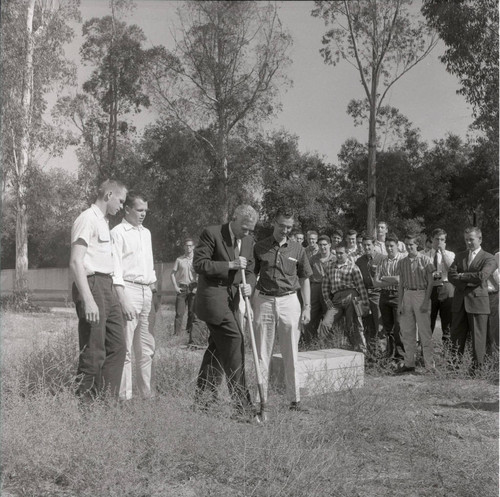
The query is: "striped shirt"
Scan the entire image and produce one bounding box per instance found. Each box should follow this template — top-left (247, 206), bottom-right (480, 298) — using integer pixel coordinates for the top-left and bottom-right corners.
top-left (377, 252), bottom-right (405, 291)
top-left (322, 259), bottom-right (369, 308)
top-left (309, 252), bottom-right (336, 283)
top-left (397, 253), bottom-right (434, 290)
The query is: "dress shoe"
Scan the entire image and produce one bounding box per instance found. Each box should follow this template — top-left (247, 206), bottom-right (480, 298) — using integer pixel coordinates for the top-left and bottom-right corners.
top-left (289, 401), bottom-right (309, 413)
top-left (394, 365), bottom-right (415, 375)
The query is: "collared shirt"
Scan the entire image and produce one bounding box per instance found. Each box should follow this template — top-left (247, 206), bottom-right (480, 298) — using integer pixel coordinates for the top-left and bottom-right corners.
top-left (172, 254), bottom-right (197, 285)
top-left (374, 239), bottom-right (407, 256)
top-left (322, 259), bottom-right (369, 308)
top-left (71, 204), bottom-right (114, 275)
top-left (228, 222), bottom-right (241, 253)
top-left (425, 248), bottom-right (455, 283)
top-left (397, 253), bottom-right (433, 290)
top-left (356, 252), bottom-right (385, 290)
top-left (309, 252), bottom-right (336, 283)
top-left (377, 252), bottom-right (405, 291)
top-left (111, 219), bottom-right (157, 286)
top-left (254, 236), bottom-right (312, 294)
top-left (468, 247), bottom-right (481, 267)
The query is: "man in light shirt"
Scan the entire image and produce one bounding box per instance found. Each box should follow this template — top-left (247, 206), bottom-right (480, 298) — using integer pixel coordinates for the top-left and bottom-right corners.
top-left (112, 192), bottom-right (159, 401)
top-left (426, 228), bottom-right (455, 344)
top-left (70, 179), bottom-right (127, 401)
top-left (373, 221), bottom-right (406, 256)
top-left (171, 238), bottom-right (199, 342)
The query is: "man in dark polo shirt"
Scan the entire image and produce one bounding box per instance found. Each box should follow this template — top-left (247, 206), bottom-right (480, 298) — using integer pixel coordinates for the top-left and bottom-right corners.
top-left (356, 236), bottom-right (385, 355)
top-left (253, 208), bottom-right (312, 412)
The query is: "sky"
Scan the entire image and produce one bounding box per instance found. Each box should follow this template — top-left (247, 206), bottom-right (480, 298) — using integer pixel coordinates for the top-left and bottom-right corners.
top-left (49, 0), bottom-right (473, 172)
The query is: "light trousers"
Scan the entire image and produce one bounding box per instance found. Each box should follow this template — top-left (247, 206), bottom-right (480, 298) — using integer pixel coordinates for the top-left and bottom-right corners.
top-left (119, 283), bottom-right (155, 400)
top-left (254, 292), bottom-right (302, 403)
top-left (400, 290), bottom-right (433, 368)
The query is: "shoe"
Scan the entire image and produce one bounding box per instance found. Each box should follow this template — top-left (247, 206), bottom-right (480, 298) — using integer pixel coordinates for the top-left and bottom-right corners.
top-left (289, 401), bottom-right (309, 413)
top-left (394, 365), bottom-right (415, 375)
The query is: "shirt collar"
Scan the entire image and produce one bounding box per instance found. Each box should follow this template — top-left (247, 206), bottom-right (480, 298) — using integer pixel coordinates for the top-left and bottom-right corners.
top-left (91, 204), bottom-right (106, 219)
top-left (121, 218), bottom-right (143, 231)
top-left (228, 222), bottom-right (237, 244)
top-left (471, 247), bottom-right (481, 257)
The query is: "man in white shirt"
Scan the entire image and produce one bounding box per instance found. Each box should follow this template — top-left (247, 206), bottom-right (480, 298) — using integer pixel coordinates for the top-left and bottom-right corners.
top-left (70, 179), bottom-right (128, 401)
top-left (373, 221), bottom-right (406, 256)
top-left (112, 192), bottom-right (159, 401)
top-left (426, 228), bottom-right (455, 343)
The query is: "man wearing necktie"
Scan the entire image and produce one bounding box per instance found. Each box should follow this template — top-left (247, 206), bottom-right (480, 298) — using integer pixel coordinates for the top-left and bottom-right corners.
top-left (193, 204), bottom-right (258, 419)
top-left (449, 227), bottom-right (496, 371)
top-left (427, 229), bottom-right (455, 344)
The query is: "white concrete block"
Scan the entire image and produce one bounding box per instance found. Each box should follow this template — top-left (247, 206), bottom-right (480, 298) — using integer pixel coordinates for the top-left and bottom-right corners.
top-left (270, 348), bottom-right (364, 396)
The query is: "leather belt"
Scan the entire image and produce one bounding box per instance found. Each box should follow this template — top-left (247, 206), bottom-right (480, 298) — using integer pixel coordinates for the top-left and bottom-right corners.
top-left (89, 272), bottom-right (112, 278)
top-left (124, 280), bottom-right (150, 286)
top-left (404, 288), bottom-right (425, 291)
top-left (259, 290), bottom-right (296, 297)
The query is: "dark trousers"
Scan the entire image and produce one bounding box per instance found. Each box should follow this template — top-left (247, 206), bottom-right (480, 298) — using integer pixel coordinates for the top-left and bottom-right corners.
top-left (195, 309), bottom-right (252, 411)
top-left (430, 284), bottom-right (453, 340)
top-left (363, 290), bottom-right (381, 351)
top-left (451, 306), bottom-right (489, 367)
top-left (487, 292), bottom-right (499, 353)
top-left (379, 290), bottom-right (405, 361)
top-left (174, 285), bottom-right (198, 337)
top-left (73, 275), bottom-right (126, 400)
top-left (303, 282), bottom-right (325, 344)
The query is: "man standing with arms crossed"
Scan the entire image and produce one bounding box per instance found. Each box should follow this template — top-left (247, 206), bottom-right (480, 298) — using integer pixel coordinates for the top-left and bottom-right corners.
top-left (253, 209), bottom-right (312, 412)
top-left (111, 192), bottom-right (159, 401)
top-left (70, 179), bottom-right (127, 402)
top-left (194, 205), bottom-right (258, 419)
top-left (171, 238), bottom-right (198, 343)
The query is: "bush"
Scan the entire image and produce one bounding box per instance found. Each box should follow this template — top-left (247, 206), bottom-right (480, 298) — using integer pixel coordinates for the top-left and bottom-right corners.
top-left (0, 290), bottom-right (42, 313)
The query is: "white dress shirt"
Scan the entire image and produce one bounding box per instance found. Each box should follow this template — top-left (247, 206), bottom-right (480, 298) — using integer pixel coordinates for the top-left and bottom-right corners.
top-left (111, 219), bottom-right (157, 286)
top-left (427, 248), bottom-right (455, 282)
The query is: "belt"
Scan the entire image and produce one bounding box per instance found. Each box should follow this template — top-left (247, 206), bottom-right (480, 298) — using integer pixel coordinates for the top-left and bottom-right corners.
top-left (489, 291), bottom-right (499, 295)
top-left (124, 280), bottom-right (151, 286)
top-left (89, 272), bottom-right (112, 278)
top-left (404, 288), bottom-right (425, 291)
top-left (381, 289), bottom-right (398, 293)
top-left (259, 290), bottom-right (296, 297)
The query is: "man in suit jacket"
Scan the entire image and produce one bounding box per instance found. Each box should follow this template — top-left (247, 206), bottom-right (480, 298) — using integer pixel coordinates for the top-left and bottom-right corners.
top-left (194, 205), bottom-right (258, 416)
top-left (449, 227), bottom-right (496, 369)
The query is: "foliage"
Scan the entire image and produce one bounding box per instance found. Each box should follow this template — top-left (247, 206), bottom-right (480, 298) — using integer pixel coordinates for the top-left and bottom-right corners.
top-left (422, 0), bottom-right (499, 140)
top-left (0, 291), bottom-right (41, 313)
top-left (146, 0), bottom-right (292, 221)
top-left (312, 0), bottom-right (437, 235)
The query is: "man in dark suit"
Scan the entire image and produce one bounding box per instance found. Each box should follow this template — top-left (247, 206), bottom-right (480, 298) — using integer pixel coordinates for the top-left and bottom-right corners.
top-left (449, 227), bottom-right (496, 369)
top-left (193, 205), bottom-right (258, 416)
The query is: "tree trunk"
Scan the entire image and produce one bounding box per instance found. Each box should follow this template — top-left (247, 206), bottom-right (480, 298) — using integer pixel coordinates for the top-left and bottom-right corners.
top-left (15, 0), bottom-right (36, 292)
top-left (366, 81), bottom-right (378, 237)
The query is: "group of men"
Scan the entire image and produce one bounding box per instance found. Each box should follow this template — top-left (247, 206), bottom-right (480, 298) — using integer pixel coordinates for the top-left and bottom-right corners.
top-left (70, 183), bottom-right (498, 420)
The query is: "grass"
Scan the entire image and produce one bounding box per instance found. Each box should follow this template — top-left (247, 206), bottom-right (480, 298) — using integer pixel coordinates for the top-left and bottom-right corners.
top-left (1, 307), bottom-right (498, 497)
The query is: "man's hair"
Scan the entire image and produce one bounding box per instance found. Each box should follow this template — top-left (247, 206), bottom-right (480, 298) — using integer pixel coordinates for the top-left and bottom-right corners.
top-left (404, 233), bottom-right (419, 243)
top-left (385, 233), bottom-right (399, 244)
top-left (432, 228), bottom-right (447, 238)
top-left (426, 237), bottom-right (432, 244)
top-left (346, 229), bottom-right (357, 237)
top-left (331, 229), bottom-right (343, 238)
top-left (292, 230), bottom-right (304, 237)
top-left (233, 204), bottom-right (258, 222)
top-left (96, 179), bottom-right (126, 199)
top-left (274, 208), bottom-right (294, 220)
top-left (362, 235), bottom-right (375, 243)
top-left (307, 230), bottom-right (318, 237)
top-left (378, 220), bottom-right (388, 228)
top-left (336, 241), bottom-right (348, 250)
top-left (124, 191), bottom-right (147, 208)
top-left (464, 226), bottom-right (482, 238)
top-left (183, 237), bottom-right (195, 245)
top-left (318, 235), bottom-right (331, 244)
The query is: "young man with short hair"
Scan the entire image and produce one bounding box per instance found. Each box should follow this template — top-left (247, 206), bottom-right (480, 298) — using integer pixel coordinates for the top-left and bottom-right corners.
top-left (331, 229), bottom-right (343, 249)
top-left (396, 234), bottom-right (434, 373)
top-left (253, 209), bottom-right (312, 412)
top-left (345, 229), bottom-right (360, 261)
top-left (70, 179), bottom-right (128, 401)
top-left (171, 238), bottom-right (199, 342)
top-left (320, 241), bottom-right (369, 353)
top-left (112, 192), bottom-right (159, 401)
top-left (305, 230), bottom-right (319, 260)
top-left (374, 221), bottom-right (406, 256)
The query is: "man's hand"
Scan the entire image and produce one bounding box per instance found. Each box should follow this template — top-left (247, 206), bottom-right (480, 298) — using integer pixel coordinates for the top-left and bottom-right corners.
top-left (120, 298), bottom-right (136, 321)
top-left (83, 297), bottom-right (99, 324)
top-left (240, 283), bottom-right (252, 299)
top-left (229, 256), bottom-right (247, 270)
top-left (419, 300), bottom-right (430, 313)
top-left (174, 286), bottom-right (181, 294)
top-left (301, 307), bottom-right (311, 325)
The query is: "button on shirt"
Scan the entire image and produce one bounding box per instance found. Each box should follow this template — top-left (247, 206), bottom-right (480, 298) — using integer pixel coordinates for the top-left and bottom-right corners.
top-left (71, 204), bottom-right (114, 275)
top-left (254, 236), bottom-right (312, 295)
top-left (322, 259), bottom-right (369, 308)
top-left (397, 253), bottom-right (433, 290)
top-left (111, 219), bottom-right (157, 286)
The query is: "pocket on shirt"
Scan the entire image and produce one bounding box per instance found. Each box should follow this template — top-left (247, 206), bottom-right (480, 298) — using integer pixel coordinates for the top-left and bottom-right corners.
top-left (282, 257), bottom-right (297, 275)
top-left (97, 227), bottom-right (111, 251)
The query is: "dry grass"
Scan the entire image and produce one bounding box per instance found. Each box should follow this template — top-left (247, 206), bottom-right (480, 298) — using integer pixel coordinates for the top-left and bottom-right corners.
top-left (1, 308), bottom-right (498, 497)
